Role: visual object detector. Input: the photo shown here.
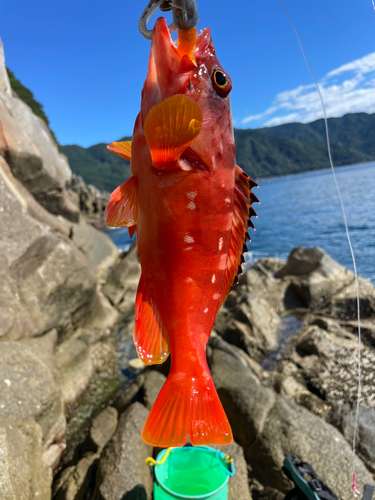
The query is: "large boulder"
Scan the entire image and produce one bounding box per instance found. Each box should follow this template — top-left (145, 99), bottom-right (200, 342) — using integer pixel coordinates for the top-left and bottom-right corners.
top-left (95, 403), bottom-right (153, 500)
top-left (0, 415), bottom-right (52, 500)
top-left (210, 342), bottom-right (374, 500)
top-left (277, 324), bottom-right (375, 408)
top-left (0, 41), bottom-right (79, 221)
top-left (0, 333), bottom-right (66, 469)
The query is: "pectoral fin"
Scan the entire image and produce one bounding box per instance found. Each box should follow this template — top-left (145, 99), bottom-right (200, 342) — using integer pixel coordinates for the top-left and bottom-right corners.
top-left (104, 176), bottom-right (138, 227)
top-left (144, 95), bottom-right (203, 170)
top-left (107, 141), bottom-right (132, 162)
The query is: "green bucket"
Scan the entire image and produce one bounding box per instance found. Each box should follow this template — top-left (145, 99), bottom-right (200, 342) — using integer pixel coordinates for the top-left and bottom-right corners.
top-left (152, 446), bottom-right (235, 500)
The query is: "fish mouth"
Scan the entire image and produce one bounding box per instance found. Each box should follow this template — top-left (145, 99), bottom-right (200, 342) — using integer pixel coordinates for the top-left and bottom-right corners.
top-left (153, 17), bottom-right (213, 69)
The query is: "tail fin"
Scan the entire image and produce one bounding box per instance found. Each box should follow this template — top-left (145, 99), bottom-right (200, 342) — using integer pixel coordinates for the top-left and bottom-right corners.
top-left (142, 371), bottom-right (233, 447)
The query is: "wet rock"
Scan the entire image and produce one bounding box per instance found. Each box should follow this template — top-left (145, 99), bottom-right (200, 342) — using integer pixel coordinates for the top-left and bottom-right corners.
top-left (143, 371), bottom-right (166, 410)
top-left (0, 414), bottom-right (52, 500)
top-left (89, 407), bottom-right (118, 453)
top-left (0, 337), bottom-right (66, 464)
top-left (95, 403), bottom-right (152, 500)
top-left (112, 374), bottom-right (146, 414)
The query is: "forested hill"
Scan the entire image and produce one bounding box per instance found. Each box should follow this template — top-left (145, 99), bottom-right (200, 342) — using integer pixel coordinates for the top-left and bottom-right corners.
top-left (260, 113), bottom-right (375, 157)
top-left (62, 114), bottom-right (374, 191)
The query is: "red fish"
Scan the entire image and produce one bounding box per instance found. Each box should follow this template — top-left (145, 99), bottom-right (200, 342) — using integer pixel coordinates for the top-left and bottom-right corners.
top-left (105, 18), bottom-right (258, 447)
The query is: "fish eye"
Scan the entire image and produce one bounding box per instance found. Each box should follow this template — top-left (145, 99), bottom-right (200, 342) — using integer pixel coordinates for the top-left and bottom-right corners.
top-left (212, 70), bottom-right (232, 97)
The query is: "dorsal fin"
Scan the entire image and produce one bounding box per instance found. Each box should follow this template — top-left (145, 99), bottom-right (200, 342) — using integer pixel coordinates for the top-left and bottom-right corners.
top-left (219, 166), bottom-right (258, 308)
top-left (107, 141), bottom-right (132, 162)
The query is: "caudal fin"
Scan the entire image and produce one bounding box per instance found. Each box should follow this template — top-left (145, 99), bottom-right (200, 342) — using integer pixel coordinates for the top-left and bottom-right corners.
top-left (142, 371), bottom-right (233, 447)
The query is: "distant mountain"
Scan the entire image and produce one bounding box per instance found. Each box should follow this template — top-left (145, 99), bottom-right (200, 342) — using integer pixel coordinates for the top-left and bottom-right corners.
top-left (61, 138), bottom-right (131, 193)
top-left (260, 113), bottom-right (375, 157)
top-left (61, 114), bottom-right (374, 192)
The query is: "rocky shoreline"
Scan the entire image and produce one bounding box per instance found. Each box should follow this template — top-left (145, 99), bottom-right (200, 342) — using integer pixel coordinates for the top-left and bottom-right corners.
top-left (1, 39), bottom-right (374, 500)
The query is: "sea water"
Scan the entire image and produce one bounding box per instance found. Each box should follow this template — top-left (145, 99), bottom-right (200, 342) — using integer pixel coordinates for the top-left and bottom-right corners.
top-left (106, 161), bottom-right (375, 285)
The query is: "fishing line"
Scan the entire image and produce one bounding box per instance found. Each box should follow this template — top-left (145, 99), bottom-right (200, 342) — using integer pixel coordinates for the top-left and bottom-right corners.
top-left (275, 1), bottom-right (363, 496)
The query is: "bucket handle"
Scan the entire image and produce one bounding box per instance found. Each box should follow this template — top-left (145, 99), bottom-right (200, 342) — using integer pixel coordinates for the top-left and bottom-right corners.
top-left (215, 449), bottom-right (236, 477)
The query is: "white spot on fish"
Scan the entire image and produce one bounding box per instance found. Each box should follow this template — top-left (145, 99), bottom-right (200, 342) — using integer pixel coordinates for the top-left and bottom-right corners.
top-left (218, 254), bottom-right (227, 270)
top-left (186, 277), bottom-right (193, 283)
top-left (218, 237), bottom-right (223, 250)
top-left (213, 293), bottom-right (220, 300)
top-left (184, 234), bottom-right (194, 244)
top-left (187, 201), bottom-right (196, 210)
top-left (184, 247), bottom-right (193, 251)
top-left (186, 191), bottom-right (198, 200)
top-left (221, 183), bottom-right (225, 188)
top-left (212, 274), bottom-right (216, 283)
top-left (204, 308), bottom-right (209, 313)
top-left (225, 197), bottom-right (231, 205)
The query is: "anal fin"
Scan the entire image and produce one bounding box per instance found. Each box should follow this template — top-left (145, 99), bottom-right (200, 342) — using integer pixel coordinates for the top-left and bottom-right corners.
top-left (134, 277), bottom-right (169, 365)
top-left (104, 176), bottom-right (138, 228)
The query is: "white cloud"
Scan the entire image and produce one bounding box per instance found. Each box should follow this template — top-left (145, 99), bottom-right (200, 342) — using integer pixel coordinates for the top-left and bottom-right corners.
top-left (242, 52), bottom-right (375, 128)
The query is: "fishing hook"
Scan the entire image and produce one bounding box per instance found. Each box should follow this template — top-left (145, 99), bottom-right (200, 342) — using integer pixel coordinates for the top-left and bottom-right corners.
top-left (139, 0), bottom-right (199, 40)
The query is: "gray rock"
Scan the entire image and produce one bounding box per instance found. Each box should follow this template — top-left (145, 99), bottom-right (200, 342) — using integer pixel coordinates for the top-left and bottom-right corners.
top-left (53, 452), bottom-right (99, 500)
top-left (334, 406), bottom-right (375, 474)
top-left (143, 371), bottom-right (167, 410)
top-left (0, 64), bottom-right (80, 221)
top-left (275, 247), bottom-right (355, 311)
top-left (10, 234), bottom-right (97, 339)
top-left (70, 218), bottom-right (118, 280)
top-left (89, 407), bottom-right (118, 453)
top-left (210, 341), bottom-right (276, 448)
top-left (0, 414), bottom-right (52, 500)
top-left (103, 242), bottom-right (141, 313)
top-left (281, 325), bottom-right (375, 408)
top-left (210, 345), bottom-right (373, 500)
top-left (0, 38), bottom-right (11, 96)
top-left (247, 396), bottom-right (373, 499)
top-left (55, 337), bottom-right (95, 407)
top-left (96, 402), bottom-right (153, 500)
top-left (67, 174), bottom-right (110, 222)
top-left (0, 338), bottom-right (66, 460)
top-left (212, 441), bottom-right (252, 500)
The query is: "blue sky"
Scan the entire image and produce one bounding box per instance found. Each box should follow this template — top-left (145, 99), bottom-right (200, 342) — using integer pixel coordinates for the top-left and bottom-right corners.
top-left (1, 0), bottom-right (374, 147)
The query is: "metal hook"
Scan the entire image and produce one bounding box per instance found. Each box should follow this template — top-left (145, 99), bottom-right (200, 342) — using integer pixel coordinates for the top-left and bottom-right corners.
top-left (139, 0), bottom-right (199, 40)
top-left (139, 0), bottom-right (176, 40)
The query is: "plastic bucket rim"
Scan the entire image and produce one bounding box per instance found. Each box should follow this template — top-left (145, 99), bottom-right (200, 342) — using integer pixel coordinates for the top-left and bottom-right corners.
top-left (154, 446), bottom-right (230, 500)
